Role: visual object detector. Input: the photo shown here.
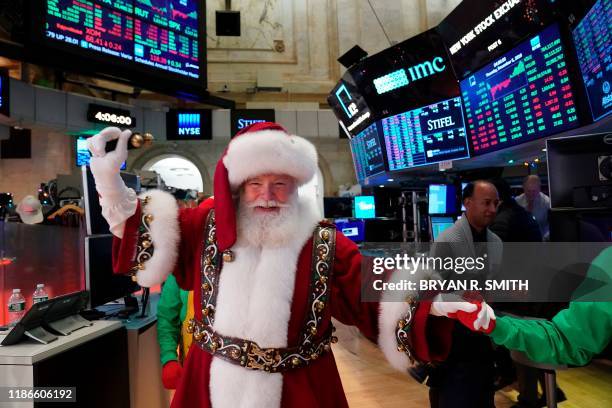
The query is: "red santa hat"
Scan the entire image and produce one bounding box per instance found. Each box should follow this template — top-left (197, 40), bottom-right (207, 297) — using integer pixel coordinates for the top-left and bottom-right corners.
top-left (214, 122), bottom-right (318, 252)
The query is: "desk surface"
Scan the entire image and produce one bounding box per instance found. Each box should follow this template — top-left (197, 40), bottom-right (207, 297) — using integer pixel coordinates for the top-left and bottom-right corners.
top-left (0, 320), bottom-right (122, 365)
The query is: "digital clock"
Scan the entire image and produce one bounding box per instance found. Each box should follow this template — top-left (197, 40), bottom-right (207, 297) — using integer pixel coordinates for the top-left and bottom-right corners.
top-left (87, 104), bottom-right (136, 127)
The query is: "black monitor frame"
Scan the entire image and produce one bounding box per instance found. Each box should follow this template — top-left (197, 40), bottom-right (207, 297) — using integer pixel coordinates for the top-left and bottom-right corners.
top-left (25, 0), bottom-right (207, 100)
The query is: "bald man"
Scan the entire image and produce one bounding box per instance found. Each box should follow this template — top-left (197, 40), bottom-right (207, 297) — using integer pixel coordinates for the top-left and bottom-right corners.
top-left (427, 180), bottom-right (503, 408)
top-left (516, 175), bottom-right (551, 240)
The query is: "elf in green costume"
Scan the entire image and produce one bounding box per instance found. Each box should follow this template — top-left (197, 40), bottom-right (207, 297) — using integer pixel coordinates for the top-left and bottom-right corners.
top-left (451, 246), bottom-right (612, 366)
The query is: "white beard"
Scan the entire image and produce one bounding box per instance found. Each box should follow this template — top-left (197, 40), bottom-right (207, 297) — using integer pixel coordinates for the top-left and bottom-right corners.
top-left (209, 194), bottom-right (321, 408)
top-left (236, 197), bottom-right (300, 248)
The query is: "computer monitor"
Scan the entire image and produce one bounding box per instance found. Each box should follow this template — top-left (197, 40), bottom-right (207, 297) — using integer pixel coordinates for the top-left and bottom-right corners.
top-left (572, 0), bottom-right (612, 122)
top-left (428, 184), bottom-right (457, 215)
top-left (334, 219), bottom-right (365, 243)
top-left (430, 216), bottom-right (455, 241)
top-left (82, 166), bottom-right (140, 235)
top-left (323, 197), bottom-right (353, 219)
top-left (547, 132), bottom-right (612, 208)
top-left (461, 182), bottom-right (468, 212)
top-left (354, 195), bottom-right (376, 219)
top-left (76, 136), bottom-right (126, 169)
top-left (85, 234), bottom-right (140, 309)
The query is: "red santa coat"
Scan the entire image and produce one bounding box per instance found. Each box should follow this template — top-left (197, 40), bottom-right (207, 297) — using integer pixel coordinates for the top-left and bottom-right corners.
top-left (112, 191), bottom-right (452, 408)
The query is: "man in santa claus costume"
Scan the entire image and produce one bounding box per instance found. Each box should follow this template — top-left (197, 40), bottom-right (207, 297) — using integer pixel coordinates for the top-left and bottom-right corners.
top-left (88, 122), bottom-right (483, 408)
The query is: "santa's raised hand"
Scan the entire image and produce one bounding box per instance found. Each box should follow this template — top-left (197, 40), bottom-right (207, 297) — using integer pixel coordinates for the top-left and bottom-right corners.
top-left (87, 127), bottom-right (137, 238)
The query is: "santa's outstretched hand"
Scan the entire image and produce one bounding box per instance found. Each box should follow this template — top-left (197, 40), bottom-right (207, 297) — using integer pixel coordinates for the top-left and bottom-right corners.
top-left (430, 294), bottom-right (496, 334)
top-left (87, 127), bottom-right (137, 237)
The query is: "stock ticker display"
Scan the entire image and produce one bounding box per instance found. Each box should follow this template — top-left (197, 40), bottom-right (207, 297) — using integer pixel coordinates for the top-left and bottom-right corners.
top-left (45, 0), bottom-right (200, 79)
top-left (382, 97), bottom-right (470, 171)
top-left (350, 123), bottom-right (386, 182)
top-left (461, 24), bottom-right (579, 156)
top-left (572, 0), bottom-right (612, 121)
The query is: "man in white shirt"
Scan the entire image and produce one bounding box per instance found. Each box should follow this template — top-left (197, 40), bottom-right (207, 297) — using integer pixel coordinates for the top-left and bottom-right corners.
top-left (516, 175), bottom-right (551, 240)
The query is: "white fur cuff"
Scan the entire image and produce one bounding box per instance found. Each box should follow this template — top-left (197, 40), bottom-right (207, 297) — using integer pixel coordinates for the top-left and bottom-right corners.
top-left (379, 301), bottom-right (413, 372)
top-left (135, 190), bottom-right (180, 287)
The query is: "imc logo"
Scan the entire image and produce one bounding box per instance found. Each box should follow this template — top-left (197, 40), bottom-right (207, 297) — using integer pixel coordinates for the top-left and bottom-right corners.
top-left (373, 57), bottom-right (447, 95)
top-left (178, 113), bottom-right (201, 135)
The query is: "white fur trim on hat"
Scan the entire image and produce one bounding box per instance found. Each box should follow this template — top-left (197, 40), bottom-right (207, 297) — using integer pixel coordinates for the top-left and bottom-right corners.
top-left (223, 129), bottom-right (318, 189)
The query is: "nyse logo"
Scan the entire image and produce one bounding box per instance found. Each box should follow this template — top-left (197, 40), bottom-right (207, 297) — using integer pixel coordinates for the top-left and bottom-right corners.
top-left (178, 113), bottom-right (201, 135)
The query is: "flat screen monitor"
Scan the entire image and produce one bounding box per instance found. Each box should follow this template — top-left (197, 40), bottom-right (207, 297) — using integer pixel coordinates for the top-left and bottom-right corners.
top-left (572, 0), bottom-right (612, 122)
top-left (334, 218), bottom-right (365, 243)
top-left (76, 136), bottom-right (126, 169)
top-left (354, 28), bottom-right (461, 119)
top-left (461, 24), bottom-right (580, 156)
top-left (85, 234), bottom-right (140, 308)
top-left (428, 184), bottom-right (457, 215)
top-left (461, 182), bottom-right (468, 211)
top-left (32, 0), bottom-right (205, 98)
top-left (82, 166), bottom-right (140, 235)
top-left (437, 0), bottom-right (557, 79)
top-left (323, 197), bottom-right (353, 219)
top-left (354, 195), bottom-right (376, 219)
top-left (382, 96), bottom-right (470, 171)
top-left (550, 209), bottom-right (612, 242)
top-left (431, 216), bottom-right (455, 241)
top-left (546, 132), bottom-right (612, 208)
top-left (166, 109), bottom-right (212, 140)
top-left (328, 73), bottom-right (374, 137)
top-left (349, 122), bottom-right (386, 182)
top-left (230, 109), bottom-right (276, 136)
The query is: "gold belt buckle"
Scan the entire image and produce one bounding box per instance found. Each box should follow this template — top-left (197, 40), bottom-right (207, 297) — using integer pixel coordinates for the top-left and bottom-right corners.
top-left (245, 342), bottom-right (276, 371)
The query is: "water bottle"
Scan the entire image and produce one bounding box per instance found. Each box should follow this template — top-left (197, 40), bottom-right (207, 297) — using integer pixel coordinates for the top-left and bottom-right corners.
top-left (33, 284), bottom-right (49, 304)
top-left (8, 289), bottom-right (26, 326)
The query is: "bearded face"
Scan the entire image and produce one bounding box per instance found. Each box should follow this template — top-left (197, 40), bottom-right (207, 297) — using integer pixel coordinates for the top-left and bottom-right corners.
top-left (237, 174), bottom-right (300, 247)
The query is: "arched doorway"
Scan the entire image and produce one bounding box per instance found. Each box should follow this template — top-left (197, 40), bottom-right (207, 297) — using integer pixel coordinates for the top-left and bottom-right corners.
top-left (142, 155), bottom-right (204, 192)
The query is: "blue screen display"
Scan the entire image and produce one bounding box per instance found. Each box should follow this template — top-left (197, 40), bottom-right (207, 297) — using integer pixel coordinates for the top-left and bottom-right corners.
top-left (431, 216), bottom-right (454, 241)
top-left (428, 184), bottom-right (456, 215)
top-left (77, 137), bottom-right (126, 169)
top-left (572, 0), bottom-right (612, 121)
top-left (382, 96), bottom-right (469, 171)
top-left (349, 123), bottom-right (386, 182)
top-left (461, 24), bottom-right (579, 156)
top-left (334, 218), bottom-right (365, 243)
top-left (354, 196), bottom-right (376, 219)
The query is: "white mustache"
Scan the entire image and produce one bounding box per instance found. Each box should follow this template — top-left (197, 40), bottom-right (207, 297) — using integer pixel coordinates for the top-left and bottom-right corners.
top-left (246, 199), bottom-right (291, 208)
